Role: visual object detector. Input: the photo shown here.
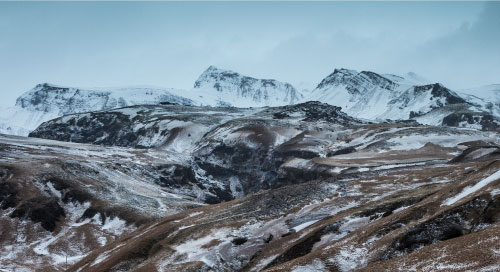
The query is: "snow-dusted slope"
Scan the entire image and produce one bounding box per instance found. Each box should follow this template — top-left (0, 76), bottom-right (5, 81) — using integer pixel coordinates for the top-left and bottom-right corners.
top-left (0, 104), bottom-right (51, 136)
top-left (306, 68), bottom-right (500, 130)
top-left (5, 101), bottom-right (500, 271)
top-left (307, 69), bottom-right (465, 121)
top-left (0, 83), bottom-right (194, 136)
top-left (190, 66), bottom-right (303, 107)
top-left (60, 115), bottom-right (500, 272)
top-left (0, 133), bottom-right (211, 271)
top-left (458, 84), bottom-right (500, 116)
top-left (307, 69), bottom-right (400, 120)
top-left (16, 83), bottom-right (194, 114)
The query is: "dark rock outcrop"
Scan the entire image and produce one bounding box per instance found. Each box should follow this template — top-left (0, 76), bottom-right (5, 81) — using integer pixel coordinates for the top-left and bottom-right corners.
top-left (442, 111), bottom-right (500, 131)
top-left (10, 196), bottom-right (65, 232)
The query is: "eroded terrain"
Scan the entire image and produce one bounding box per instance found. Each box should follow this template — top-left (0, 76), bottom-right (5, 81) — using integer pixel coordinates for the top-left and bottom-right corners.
top-left (1, 102), bottom-right (500, 271)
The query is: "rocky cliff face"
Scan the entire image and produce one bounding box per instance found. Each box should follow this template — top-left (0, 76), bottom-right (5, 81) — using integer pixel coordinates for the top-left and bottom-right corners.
top-left (315, 69), bottom-right (398, 95)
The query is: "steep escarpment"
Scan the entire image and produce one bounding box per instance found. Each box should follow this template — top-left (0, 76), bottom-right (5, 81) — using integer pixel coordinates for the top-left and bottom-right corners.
top-left (16, 83), bottom-right (194, 114)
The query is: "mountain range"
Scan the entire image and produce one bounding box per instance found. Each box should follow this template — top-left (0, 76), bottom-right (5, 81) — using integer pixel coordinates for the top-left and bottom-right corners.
top-left (1, 66), bottom-right (499, 136)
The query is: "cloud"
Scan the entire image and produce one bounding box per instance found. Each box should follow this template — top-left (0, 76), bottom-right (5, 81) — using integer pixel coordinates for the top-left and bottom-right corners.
top-left (412, 2), bottom-right (500, 88)
top-left (255, 2), bottom-right (499, 90)
top-left (0, 1), bottom-right (496, 107)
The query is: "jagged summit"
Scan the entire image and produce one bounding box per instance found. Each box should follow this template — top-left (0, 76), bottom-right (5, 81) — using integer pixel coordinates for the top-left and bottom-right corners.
top-left (315, 68), bottom-right (357, 89)
top-left (194, 65), bottom-right (243, 89)
top-left (34, 82), bottom-right (59, 89)
top-left (316, 68), bottom-right (396, 93)
top-left (198, 65), bottom-right (235, 75)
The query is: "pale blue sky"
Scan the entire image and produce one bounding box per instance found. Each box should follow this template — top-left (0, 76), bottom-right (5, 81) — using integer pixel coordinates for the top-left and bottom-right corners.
top-left (0, 1), bottom-right (499, 106)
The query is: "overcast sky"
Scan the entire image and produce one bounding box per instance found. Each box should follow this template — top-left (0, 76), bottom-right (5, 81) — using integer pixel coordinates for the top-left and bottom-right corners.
top-left (0, 1), bottom-right (499, 106)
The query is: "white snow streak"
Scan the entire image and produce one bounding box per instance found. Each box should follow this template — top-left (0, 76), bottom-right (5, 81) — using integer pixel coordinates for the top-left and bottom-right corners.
top-left (443, 169), bottom-right (500, 206)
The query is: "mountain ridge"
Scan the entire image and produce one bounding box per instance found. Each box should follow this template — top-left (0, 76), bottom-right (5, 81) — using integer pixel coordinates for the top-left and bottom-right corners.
top-left (1, 66), bottom-right (500, 136)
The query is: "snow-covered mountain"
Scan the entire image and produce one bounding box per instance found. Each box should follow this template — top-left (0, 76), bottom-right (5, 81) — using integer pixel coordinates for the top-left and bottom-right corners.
top-left (0, 83), bottom-right (194, 136)
top-left (191, 66), bottom-right (303, 107)
top-left (2, 66), bottom-right (500, 136)
top-left (307, 68), bottom-right (500, 130)
top-left (307, 68), bottom-right (463, 121)
top-left (0, 67), bottom-right (304, 136)
top-left (16, 83), bottom-right (194, 114)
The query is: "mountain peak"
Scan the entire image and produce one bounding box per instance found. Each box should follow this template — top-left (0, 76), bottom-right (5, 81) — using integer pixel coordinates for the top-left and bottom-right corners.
top-left (333, 68), bottom-right (358, 75)
top-left (316, 68), bottom-right (358, 89)
top-left (34, 83), bottom-right (66, 90)
top-left (204, 65), bottom-right (227, 73)
top-left (201, 65), bottom-right (238, 75)
top-left (195, 66), bottom-right (242, 89)
top-left (193, 66), bottom-right (302, 107)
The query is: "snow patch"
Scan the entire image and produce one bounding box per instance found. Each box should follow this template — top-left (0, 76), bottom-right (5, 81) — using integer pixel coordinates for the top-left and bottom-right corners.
top-left (172, 228), bottom-right (230, 265)
top-left (292, 259), bottom-right (329, 272)
top-left (292, 220), bottom-right (320, 232)
top-left (443, 169), bottom-right (500, 206)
